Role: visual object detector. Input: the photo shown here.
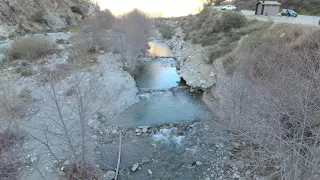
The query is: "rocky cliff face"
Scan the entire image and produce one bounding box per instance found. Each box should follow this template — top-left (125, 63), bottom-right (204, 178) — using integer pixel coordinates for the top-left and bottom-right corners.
top-left (0, 0), bottom-right (95, 37)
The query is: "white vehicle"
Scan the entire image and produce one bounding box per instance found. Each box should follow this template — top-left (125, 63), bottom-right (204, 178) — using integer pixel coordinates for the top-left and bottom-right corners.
top-left (221, 5), bottom-right (236, 11)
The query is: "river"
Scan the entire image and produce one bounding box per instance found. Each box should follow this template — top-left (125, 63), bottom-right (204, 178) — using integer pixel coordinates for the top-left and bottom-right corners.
top-left (110, 41), bottom-right (211, 127)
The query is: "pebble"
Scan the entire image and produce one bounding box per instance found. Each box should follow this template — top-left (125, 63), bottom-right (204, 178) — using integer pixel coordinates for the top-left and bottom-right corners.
top-left (131, 163), bottom-right (139, 172)
top-left (30, 156), bottom-right (38, 163)
top-left (105, 170), bottom-right (116, 179)
top-left (232, 142), bottom-right (241, 147)
top-left (111, 129), bottom-right (118, 135)
top-left (88, 119), bottom-right (101, 130)
top-left (57, 170), bottom-right (65, 176)
top-left (142, 127), bottom-right (148, 133)
top-left (196, 161), bottom-right (203, 166)
top-left (63, 160), bottom-right (70, 165)
top-left (148, 169), bottom-right (153, 175)
top-left (232, 173), bottom-right (240, 179)
top-left (44, 164), bottom-right (54, 173)
top-left (200, 80), bottom-right (207, 84)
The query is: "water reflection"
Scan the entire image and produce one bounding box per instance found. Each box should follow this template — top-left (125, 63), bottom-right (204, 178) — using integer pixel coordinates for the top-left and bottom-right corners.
top-left (135, 59), bottom-right (180, 90)
top-left (147, 41), bottom-right (173, 57)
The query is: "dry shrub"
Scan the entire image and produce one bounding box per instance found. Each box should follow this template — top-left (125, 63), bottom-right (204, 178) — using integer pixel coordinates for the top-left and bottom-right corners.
top-left (65, 163), bottom-right (99, 180)
top-left (0, 133), bottom-right (25, 180)
top-left (5, 37), bottom-right (57, 61)
top-left (39, 64), bottom-right (71, 83)
top-left (219, 29), bottom-right (320, 179)
top-left (13, 60), bottom-right (34, 77)
top-left (0, 83), bottom-right (30, 122)
top-left (0, 133), bottom-right (17, 152)
top-left (222, 56), bottom-right (237, 75)
top-left (112, 9), bottom-right (151, 75)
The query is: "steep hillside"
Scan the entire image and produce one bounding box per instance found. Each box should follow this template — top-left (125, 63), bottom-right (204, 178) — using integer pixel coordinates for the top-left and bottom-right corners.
top-left (235, 0), bottom-right (320, 15)
top-left (161, 6), bottom-right (320, 178)
top-left (0, 0), bottom-right (94, 37)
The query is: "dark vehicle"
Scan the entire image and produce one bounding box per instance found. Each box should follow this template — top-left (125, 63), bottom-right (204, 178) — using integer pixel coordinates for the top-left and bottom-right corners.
top-left (281, 9), bottom-right (298, 17)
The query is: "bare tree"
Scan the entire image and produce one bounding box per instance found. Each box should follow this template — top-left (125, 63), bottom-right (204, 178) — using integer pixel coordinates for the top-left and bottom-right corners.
top-left (111, 9), bottom-right (151, 75)
top-left (20, 69), bottom-right (111, 179)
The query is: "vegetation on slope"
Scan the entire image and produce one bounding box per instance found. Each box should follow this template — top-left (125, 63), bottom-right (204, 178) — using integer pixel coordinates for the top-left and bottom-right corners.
top-left (219, 24), bottom-right (320, 179)
top-left (178, 5), bottom-right (320, 178)
top-left (179, 7), bottom-right (271, 62)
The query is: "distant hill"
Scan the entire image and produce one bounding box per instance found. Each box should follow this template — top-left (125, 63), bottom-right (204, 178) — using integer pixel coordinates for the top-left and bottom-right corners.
top-left (234, 0), bottom-right (320, 15)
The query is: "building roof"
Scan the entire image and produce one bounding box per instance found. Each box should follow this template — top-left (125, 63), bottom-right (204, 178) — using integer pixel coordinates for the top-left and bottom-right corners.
top-left (256, 1), bottom-right (281, 5)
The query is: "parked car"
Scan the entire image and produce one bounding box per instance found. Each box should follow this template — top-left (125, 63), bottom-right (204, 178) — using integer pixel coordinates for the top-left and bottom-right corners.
top-left (221, 5), bottom-right (236, 11)
top-left (281, 9), bottom-right (298, 17)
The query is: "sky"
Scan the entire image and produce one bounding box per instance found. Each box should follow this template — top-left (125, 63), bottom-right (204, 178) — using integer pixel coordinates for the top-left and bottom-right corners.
top-left (94, 0), bottom-right (205, 17)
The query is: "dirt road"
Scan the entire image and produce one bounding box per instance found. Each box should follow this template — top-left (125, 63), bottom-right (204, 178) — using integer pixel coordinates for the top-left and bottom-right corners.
top-left (241, 10), bottom-right (320, 26)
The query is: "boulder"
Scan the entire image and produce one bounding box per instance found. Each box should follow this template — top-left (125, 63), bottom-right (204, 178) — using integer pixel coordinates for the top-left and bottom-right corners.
top-left (131, 163), bottom-right (139, 172)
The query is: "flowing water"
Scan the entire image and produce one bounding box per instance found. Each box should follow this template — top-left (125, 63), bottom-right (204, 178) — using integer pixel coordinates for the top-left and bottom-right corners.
top-left (111, 41), bottom-right (211, 127)
top-left (99, 42), bottom-right (217, 180)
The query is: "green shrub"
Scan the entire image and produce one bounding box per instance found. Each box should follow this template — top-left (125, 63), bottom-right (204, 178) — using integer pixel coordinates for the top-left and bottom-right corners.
top-left (207, 44), bottom-right (233, 62)
top-left (199, 35), bottom-right (221, 46)
top-left (218, 36), bottom-right (233, 47)
top-left (181, 8), bottom-right (248, 47)
top-left (71, 6), bottom-right (83, 16)
top-left (212, 12), bottom-right (247, 32)
top-left (19, 68), bottom-right (34, 77)
top-left (6, 37), bottom-right (57, 61)
top-left (56, 39), bottom-right (65, 44)
top-left (18, 88), bottom-right (32, 99)
top-left (32, 12), bottom-right (46, 24)
top-left (157, 23), bottom-right (175, 39)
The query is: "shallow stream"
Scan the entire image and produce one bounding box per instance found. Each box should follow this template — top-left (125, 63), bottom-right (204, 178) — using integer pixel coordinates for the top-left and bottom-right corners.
top-left (111, 41), bottom-right (211, 127)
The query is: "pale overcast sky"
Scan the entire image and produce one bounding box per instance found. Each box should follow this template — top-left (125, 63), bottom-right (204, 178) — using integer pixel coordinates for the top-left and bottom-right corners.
top-left (95, 0), bottom-right (205, 17)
